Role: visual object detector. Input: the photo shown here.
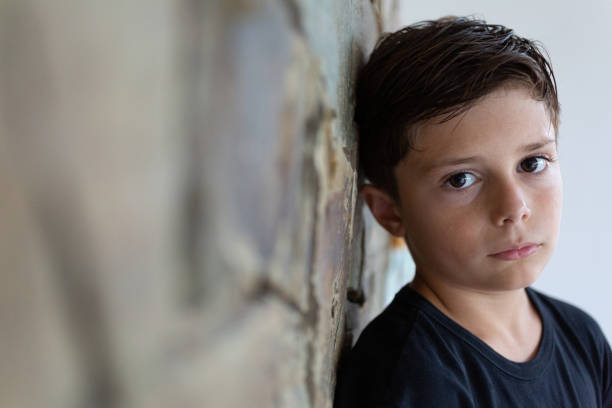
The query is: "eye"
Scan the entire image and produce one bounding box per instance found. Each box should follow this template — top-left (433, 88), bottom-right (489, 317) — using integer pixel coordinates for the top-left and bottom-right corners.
top-left (519, 156), bottom-right (549, 173)
top-left (445, 172), bottom-right (477, 189)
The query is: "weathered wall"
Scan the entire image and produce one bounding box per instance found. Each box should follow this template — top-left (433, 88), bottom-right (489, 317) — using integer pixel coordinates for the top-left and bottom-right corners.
top-left (0, 1), bottom-right (404, 407)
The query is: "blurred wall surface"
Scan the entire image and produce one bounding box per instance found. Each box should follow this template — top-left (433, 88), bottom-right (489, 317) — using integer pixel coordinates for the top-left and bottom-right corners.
top-left (0, 1), bottom-right (406, 407)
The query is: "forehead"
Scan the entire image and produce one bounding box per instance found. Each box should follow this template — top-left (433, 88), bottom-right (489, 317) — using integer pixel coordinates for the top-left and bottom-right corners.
top-left (408, 87), bottom-right (555, 162)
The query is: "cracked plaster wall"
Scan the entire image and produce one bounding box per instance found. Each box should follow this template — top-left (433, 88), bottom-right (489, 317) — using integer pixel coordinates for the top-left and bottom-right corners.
top-left (0, 1), bottom-right (405, 407)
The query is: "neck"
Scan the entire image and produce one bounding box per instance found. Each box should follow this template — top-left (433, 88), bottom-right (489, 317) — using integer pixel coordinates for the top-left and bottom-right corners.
top-left (410, 271), bottom-right (542, 362)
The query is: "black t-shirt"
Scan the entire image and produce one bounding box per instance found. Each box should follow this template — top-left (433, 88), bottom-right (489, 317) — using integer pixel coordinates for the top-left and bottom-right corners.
top-left (334, 285), bottom-right (612, 407)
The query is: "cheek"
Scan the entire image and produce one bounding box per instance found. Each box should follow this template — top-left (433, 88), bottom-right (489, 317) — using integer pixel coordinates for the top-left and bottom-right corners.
top-left (541, 193), bottom-right (563, 257)
top-left (403, 196), bottom-right (483, 262)
top-left (531, 171), bottom-right (563, 228)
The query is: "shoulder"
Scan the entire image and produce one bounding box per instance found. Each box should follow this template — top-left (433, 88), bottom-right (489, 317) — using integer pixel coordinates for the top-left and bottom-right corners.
top-left (335, 288), bottom-right (474, 407)
top-left (334, 300), bottom-right (417, 407)
top-left (530, 288), bottom-right (612, 405)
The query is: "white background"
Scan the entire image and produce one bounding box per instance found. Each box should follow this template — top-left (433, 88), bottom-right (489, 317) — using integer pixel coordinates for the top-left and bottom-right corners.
top-left (397, 1), bottom-right (612, 341)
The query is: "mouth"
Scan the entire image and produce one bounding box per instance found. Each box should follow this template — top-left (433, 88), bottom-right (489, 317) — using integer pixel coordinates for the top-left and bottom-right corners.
top-left (488, 243), bottom-right (541, 261)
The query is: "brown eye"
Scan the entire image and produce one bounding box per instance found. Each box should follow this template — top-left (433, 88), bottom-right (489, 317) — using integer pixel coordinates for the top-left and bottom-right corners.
top-left (446, 173), bottom-right (476, 189)
top-left (520, 157), bottom-right (547, 173)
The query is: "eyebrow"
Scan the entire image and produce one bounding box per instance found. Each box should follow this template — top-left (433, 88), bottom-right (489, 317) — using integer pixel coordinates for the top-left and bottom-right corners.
top-left (424, 138), bottom-right (556, 173)
top-left (519, 139), bottom-right (555, 153)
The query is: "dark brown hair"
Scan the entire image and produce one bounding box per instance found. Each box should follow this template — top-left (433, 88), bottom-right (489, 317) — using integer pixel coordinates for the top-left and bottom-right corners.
top-left (354, 16), bottom-right (560, 200)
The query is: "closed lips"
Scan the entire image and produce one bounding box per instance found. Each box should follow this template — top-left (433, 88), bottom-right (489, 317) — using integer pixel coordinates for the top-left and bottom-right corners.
top-left (490, 243), bottom-right (539, 255)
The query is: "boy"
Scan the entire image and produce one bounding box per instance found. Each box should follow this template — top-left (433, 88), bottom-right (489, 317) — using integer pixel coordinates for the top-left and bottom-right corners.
top-left (334, 16), bottom-right (612, 407)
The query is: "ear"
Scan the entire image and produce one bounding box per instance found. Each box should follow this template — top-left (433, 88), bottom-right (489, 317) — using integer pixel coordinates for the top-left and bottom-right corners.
top-left (360, 184), bottom-right (406, 237)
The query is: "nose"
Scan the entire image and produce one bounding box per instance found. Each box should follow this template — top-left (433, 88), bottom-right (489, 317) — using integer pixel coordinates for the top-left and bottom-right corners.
top-left (491, 178), bottom-right (531, 226)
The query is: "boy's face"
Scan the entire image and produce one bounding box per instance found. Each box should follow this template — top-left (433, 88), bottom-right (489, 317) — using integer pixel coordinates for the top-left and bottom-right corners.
top-left (364, 86), bottom-right (562, 292)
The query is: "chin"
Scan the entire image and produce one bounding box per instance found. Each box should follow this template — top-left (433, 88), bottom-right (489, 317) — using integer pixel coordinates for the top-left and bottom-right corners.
top-left (492, 264), bottom-right (544, 291)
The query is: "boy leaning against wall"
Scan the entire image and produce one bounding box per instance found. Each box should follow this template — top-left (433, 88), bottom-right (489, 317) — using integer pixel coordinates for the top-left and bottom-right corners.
top-left (335, 16), bottom-right (612, 407)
